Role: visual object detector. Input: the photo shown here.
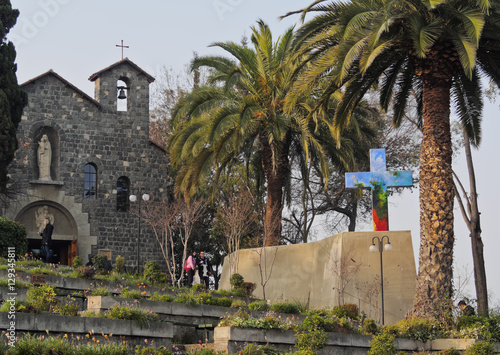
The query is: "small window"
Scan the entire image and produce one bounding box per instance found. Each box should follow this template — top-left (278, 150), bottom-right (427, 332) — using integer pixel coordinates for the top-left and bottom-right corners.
top-left (116, 176), bottom-right (130, 212)
top-left (84, 163), bottom-right (97, 199)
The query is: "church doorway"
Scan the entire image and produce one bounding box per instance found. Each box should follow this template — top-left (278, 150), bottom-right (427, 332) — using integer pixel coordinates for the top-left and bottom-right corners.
top-left (16, 202), bottom-right (79, 266)
top-left (27, 238), bottom-right (78, 265)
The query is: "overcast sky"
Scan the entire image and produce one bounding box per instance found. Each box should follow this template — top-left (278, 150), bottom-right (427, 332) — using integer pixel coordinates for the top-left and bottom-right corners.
top-left (8, 0), bottom-right (500, 307)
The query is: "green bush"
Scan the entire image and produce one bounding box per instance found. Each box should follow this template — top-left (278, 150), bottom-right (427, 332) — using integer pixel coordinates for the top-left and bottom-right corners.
top-left (27, 284), bottom-right (56, 313)
top-left (214, 296), bottom-right (232, 308)
top-left (441, 348), bottom-right (461, 355)
top-left (230, 299), bottom-right (247, 309)
top-left (230, 273), bottom-right (244, 289)
top-left (91, 286), bottom-right (111, 296)
top-left (173, 292), bottom-right (197, 306)
top-left (360, 319), bottom-right (380, 335)
top-left (396, 318), bottom-right (444, 342)
top-left (242, 281), bottom-right (256, 297)
top-left (0, 217), bottom-right (28, 259)
top-left (115, 255), bottom-right (125, 273)
top-left (332, 303), bottom-right (359, 319)
top-left (192, 283), bottom-right (205, 292)
top-left (368, 331), bottom-right (397, 355)
top-left (249, 300), bottom-right (270, 311)
top-left (119, 287), bottom-right (143, 299)
top-left (93, 254), bottom-right (108, 274)
top-left (72, 256), bottom-right (83, 268)
top-left (270, 301), bottom-right (301, 314)
top-left (464, 340), bottom-right (494, 355)
top-left (150, 292), bottom-right (174, 302)
top-left (53, 296), bottom-right (79, 316)
top-left (144, 260), bottom-right (162, 285)
top-left (295, 329), bottom-right (328, 351)
top-left (239, 343), bottom-right (281, 355)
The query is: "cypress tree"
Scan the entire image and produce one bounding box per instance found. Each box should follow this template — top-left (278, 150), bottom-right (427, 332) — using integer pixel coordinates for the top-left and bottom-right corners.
top-left (0, 1), bottom-right (27, 194)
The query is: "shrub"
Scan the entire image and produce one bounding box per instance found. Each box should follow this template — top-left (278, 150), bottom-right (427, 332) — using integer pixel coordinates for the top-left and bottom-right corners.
top-left (240, 343), bottom-right (281, 355)
top-left (104, 304), bottom-right (157, 328)
top-left (0, 216), bottom-right (28, 258)
top-left (249, 300), bottom-right (270, 311)
top-left (242, 281), bottom-right (256, 297)
top-left (115, 255), bottom-right (125, 273)
top-left (150, 291), bottom-right (174, 302)
top-left (360, 319), bottom-right (380, 335)
top-left (368, 331), bottom-right (397, 355)
top-left (215, 296), bottom-right (232, 308)
top-left (192, 283), bottom-right (205, 292)
top-left (332, 303), bottom-right (359, 319)
top-left (82, 266), bottom-right (95, 279)
top-left (295, 329), bottom-right (327, 351)
top-left (72, 256), bottom-right (83, 268)
top-left (441, 348), bottom-right (461, 355)
top-left (174, 292), bottom-right (197, 306)
top-left (119, 287), bottom-right (143, 300)
top-left (464, 341), bottom-right (494, 355)
top-left (93, 254), bottom-right (108, 274)
top-left (229, 273), bottom-right (244, 289)
top-left (92, 286), bottom-right (111, 296)
top-left (27, 284), bottom-right (56, 313)
top-left (53, 296), bottom-right (79, 316)
top-left (231, 299), bottom-right (247, 309)
top-left (144, 260), bottom-right (162, 285)
top-left (196, 292), bottom-right (213, 305)
top-left (270, 301), bottom-right (301, 314)
top-left (396, 318), bottom-right (444, 342)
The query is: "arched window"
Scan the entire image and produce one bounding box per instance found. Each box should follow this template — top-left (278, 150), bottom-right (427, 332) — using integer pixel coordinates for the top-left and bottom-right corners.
top-left (116, 176), bottom-right (130, 212)
top-left (83, 163), bottom-right (97, 199)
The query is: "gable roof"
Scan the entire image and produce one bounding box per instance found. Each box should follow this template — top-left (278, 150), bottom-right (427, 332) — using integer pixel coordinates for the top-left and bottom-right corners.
top-left (88, 58), bottom-right (155, 83)
top-left (21, 70), bottom-right (101, 108)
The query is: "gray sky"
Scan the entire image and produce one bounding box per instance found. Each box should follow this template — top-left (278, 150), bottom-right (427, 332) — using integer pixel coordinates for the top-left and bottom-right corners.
top-left (8, 0), bottom-right (500, 307)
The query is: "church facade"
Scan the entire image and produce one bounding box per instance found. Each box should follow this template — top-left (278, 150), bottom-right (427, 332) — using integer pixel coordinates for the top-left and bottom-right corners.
top-left (5, 58), bottom-right (170, 268)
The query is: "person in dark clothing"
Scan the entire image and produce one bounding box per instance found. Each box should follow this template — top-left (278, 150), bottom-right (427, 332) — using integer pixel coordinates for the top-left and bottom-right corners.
top-left (38, 217), bottom-right (54, 263)
top-left (198, 251), bottom-right (211, 290)
top-left (458, 300), bottom-right (475, 316)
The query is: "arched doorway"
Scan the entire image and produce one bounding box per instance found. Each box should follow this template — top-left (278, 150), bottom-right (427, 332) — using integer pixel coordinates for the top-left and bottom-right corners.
top-left (15, 202), bottom-right (78, 265)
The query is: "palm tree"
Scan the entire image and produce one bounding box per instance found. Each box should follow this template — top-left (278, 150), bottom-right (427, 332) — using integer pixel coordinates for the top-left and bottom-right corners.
top-left (168, 20), bottom-right (374, 246)
top-left (288, 0), bottom-right (500, 318)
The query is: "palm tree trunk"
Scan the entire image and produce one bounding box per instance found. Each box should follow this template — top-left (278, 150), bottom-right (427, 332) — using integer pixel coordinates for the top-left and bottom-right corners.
top-left (259, 132), bottom-right (290, 246)
top-left (412, 66), bottom-right (455, 319)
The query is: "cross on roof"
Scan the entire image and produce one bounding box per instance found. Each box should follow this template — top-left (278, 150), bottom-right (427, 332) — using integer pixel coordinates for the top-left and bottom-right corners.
top-left (345, 149), bottom-right (413, 231)
top-left (116, 40), bottom-right (129, 60)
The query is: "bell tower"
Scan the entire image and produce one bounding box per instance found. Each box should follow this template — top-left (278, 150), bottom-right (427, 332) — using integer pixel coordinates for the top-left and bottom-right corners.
top-left (89, 58), bottom-right (155, 120)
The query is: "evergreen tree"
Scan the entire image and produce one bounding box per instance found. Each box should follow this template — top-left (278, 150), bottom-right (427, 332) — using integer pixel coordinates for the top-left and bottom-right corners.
top-left (0, 1), bottom-right (27, 194)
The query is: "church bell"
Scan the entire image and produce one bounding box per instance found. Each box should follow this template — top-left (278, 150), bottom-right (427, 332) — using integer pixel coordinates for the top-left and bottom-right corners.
top-left (117, 87), bottom-right (127, 100)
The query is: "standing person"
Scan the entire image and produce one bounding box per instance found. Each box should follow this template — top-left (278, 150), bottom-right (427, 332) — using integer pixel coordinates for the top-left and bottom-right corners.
top-left (198, 251), bottom-right (211, 290)
top-left (38, 217), bottom-right (54, 263)
top-left (185, 251), bottom-right (197, 287)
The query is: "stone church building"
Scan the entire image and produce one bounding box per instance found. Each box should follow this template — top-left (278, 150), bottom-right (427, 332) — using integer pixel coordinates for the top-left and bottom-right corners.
top-left (5, 58), bottom-right (170, 268)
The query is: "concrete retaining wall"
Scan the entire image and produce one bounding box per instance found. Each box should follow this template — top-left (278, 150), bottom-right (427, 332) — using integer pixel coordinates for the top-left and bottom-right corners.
top-left (0, 312), bottom-right (173, 347)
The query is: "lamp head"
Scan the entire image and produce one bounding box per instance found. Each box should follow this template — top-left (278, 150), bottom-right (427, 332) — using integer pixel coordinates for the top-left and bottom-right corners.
top-left (369, 244), bottom-right (378, 253)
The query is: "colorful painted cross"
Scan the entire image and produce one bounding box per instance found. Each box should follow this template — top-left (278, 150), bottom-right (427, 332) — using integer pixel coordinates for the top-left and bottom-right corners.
top-left (345, 149), bottom-right (413, 231)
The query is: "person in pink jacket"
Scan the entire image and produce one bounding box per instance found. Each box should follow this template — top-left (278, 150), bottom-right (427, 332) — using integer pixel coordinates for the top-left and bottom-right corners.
top-left (185, 251), bottom-right (197, 287)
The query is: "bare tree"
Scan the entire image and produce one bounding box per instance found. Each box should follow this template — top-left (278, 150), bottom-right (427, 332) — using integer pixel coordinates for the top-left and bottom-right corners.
top-left (330, 246), bottom-right (362, 306)
top-left (453, 123), bottom-right (488, 316)
top-left (140, 198), bottom-right (205, 287)
top-left (217, 189), bottom-right (258, 275)
top-left (252, 203), bottom-right (280, 300)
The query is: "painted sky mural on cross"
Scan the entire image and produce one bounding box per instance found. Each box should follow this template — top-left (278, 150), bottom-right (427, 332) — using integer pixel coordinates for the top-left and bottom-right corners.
top-left (345, 149), bottom-right (413, 231)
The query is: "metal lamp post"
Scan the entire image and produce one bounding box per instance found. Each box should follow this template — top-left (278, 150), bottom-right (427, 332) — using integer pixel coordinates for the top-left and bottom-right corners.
top-left (129, 192), bottom-right (150, 274)
top-left (369, 235), bottom-right (392, 325)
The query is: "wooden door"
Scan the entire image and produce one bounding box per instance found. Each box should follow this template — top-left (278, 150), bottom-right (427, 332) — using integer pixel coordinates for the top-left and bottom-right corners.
top-left (68, 239), bottom-right (78, 266)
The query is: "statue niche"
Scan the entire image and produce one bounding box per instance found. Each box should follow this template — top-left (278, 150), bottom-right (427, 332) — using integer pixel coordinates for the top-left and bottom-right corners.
top-left (33, 127), bottom-right (59, 182)
top-left (37, 134), bottom-right (52, 181)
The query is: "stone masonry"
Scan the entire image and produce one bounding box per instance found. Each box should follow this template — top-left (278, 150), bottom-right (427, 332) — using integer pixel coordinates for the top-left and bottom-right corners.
top-left (5, 58), bottom-right (170, 269)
